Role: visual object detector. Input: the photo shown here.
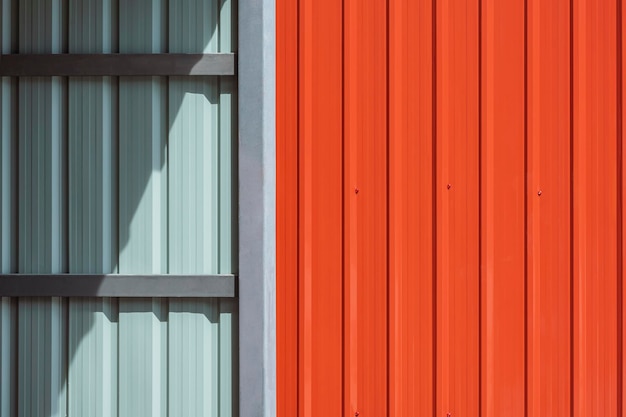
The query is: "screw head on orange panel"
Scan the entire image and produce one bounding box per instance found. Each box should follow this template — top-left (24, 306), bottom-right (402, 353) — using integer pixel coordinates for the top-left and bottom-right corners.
top-left (447, 184), bottom-right (451, 190)
top-left (537, 190), bottom-right (542, 196)
top-left (355, 188), bottom-right (359, 194)
top-left (355, 412), bottom-right (360, 417)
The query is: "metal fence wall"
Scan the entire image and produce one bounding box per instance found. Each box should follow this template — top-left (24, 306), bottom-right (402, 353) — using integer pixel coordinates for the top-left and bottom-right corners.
top-left (0, 1), bottom-right (238, 416)
top-left (277, 0), bottom-right (624, 416)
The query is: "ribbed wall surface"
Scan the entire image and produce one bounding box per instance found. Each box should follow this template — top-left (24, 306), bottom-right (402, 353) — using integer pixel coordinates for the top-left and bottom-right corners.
top-left (67, 3), bottom-right (119, 415)
top-left (0, 0), bottom-right (238, 416)
top-left (277, 0), bottom-right (626, 416)
top-left (0, 2), bottom-right (16, 416)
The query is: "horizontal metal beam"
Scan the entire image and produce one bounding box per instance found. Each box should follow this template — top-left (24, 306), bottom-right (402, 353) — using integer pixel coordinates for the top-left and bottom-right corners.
top-left (0, 53), bottom-right (236, 76)
top-left (0, 274), bottom-right (236, 298)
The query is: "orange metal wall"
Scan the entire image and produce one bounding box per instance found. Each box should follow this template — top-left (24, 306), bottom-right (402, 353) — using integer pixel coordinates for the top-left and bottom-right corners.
top-left (277, 0), bottom-right (625, 416)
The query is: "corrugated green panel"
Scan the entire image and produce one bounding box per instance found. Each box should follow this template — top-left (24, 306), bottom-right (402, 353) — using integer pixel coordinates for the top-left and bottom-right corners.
top-left (166, 79), bottom-right (225, 406)
top-left (67, 4), bottom-right (119, 417)
top-left (17, 3), bottom-right (68, 417)
top-left (0, 299), bottom-right (16, 417)
top-left (18, 0), bottom-right (67, 273)
top-left (168, 0), bottom-right (219, 272)
top-left (118, 77), bottom-right (167, 273)
top-left (68, 0), bottom-right (117, 274)
top-left (167, 2), bottom-right (237, 416)
top-left (68, 299), bottom-right (118, 417)
top-left (1, 2), bottom-right (17, 416)
top-left (219, 299), bottom-right (238, 417)
top-left (220, 0), bottom-right (237, 53)
top-left (18, 0), bottom-right (65, 54)
top-left (1, 0), bottom-right (17, 273)
top-left (166, 78), bottom-right (223, 416)
top-left (218, 3), bottom-right (238, 413)
top-left (68, 78), bottom-right (117, 273)
top-left (18, 77), bottom-right (67, 273)
top-left (168, 299), bottom-right (219, 416)
top-left (118, 5), bottom-right (168, 417)
top-left (1, 0), bottom-right (17, 55)
top-left (1, 4), bottom-right (17, 417)
top-left (18, 298), bottom-right (67, 417)
top-left (119, 0), bottom-right (167, 273)
top-left (0, 77), bottom-right (16, 272)
top-left (119, 0), bottom-right (166, 53)
top-left (168, 76), bottom-right (219, 273)
top-left (119, 299), bottom-right (167, 417)
top-left (218, 79), bottom-right (237, 274)
top-left (169, 0), bottom-right (218, 53)
top-left (1, 1), bottom-right (239, 416)
top-left (68, 0), bottom-right (116, 54)
top-left (218, 0), bottom-right (237, 271)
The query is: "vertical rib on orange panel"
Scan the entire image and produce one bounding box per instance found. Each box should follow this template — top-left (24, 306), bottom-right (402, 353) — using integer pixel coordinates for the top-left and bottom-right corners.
top-left (480, 0), bottom-right (526, 416)
top-left (344, 0), bottom-right (388, 415)
top-left (622, 0), bottom-right (626, 412)
top-left (343, 1), bottom-right (358, 408)
top-left (436, 0), bottom-right (480, 416)
top-left (276, 0), bottom-right (299, 414)
top-left (527, 0), bottom-right (572, 416)
top-left (298, 0), bottom-right (344, 414)
top-left (573, 0), bottom-right (618, 415)
top-left (616, 0), bottom-right (626, 410)
top-left (388, 0), bottom-right (434, 415)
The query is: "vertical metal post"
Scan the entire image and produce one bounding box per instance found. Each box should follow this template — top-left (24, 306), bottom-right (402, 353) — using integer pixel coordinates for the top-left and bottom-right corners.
top-left (238, 0), bottom-right (276, 414)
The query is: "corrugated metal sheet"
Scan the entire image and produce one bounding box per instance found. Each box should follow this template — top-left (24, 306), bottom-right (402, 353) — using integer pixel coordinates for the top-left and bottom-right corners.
top-left (0, 2), bottom-right (16, 416)
top-left (0, 0), bottom-right (238, 416)
top-left (17, 3), bottom-right (69, 416)
top-left (277, 0), bottom-right (625, 416)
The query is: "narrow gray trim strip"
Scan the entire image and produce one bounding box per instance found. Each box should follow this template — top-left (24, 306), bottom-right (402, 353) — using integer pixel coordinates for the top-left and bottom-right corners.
top-left (0, 53), bottom-right (236, 76)
top-left (239, 0), bottom-right (276, 413)
top-left (0, 274), bottom-right (236, 297)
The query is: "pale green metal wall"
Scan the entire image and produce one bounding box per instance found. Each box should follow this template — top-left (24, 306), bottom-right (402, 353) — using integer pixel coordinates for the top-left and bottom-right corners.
top-left (0, 0), bottom-right (238, 416)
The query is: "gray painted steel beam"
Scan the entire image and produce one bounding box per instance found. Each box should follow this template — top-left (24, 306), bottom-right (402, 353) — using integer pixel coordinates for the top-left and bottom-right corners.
top-left (238, 0), bottom-right (276, 413)
top-left (0, 53), bottom-right (236, 76)
top-left (0, 274), bottom-right (236, 297)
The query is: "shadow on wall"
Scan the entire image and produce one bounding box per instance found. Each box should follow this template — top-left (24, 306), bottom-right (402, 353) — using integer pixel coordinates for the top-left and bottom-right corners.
top-left (0, 0), bottom-right (238, 416)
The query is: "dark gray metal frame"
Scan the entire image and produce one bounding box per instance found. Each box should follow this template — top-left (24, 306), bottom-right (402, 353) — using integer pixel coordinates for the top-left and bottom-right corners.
top-left (238, 0), bottom-right (276, 414)
top-left (0, 274), bottom-right (236, 297)
top-left (0, 53), bottom-right (235, 76)
top-left (0, 52), bottom-right (239, 300)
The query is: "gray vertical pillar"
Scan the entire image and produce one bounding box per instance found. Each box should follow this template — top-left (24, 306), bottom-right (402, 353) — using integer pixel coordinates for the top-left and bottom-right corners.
top-left (238, 0), bottom-right (275, 414)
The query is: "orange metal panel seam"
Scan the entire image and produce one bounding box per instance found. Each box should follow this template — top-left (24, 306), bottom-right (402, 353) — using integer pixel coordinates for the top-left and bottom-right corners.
top-left (615, 0), bottom-right (624, 417)
top-left (569, 0), bottom-right (575, 414)
top-left (385, 0), bottom-right (392, 416)
top-left (343, 0), bottom-right (358, 415)
top-left (618, 0), bottom-right (624, 414)
top-left (432, 0), bottom-right (438, 415)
